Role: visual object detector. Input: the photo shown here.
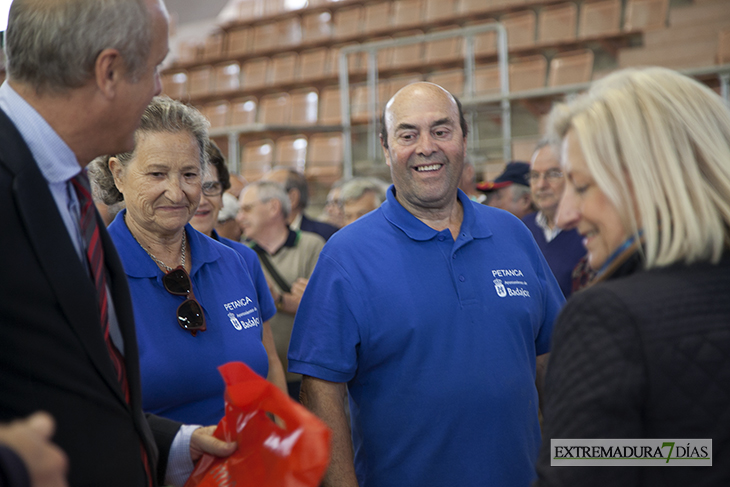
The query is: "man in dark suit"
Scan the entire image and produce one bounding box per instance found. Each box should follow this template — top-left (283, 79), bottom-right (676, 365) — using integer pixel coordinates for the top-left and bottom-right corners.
top-left (0, 0), bottom-right (234, 485)
top-left (263, 168), bottom-right (339, 241)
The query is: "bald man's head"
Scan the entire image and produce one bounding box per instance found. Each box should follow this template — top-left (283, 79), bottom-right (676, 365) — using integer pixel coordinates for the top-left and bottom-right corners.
top-left (380, 82), bottom-right (468, 149)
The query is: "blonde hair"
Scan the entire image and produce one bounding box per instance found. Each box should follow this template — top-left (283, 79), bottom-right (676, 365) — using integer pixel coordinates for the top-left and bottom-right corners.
top-left (547, 67), bottom-right (730, 268)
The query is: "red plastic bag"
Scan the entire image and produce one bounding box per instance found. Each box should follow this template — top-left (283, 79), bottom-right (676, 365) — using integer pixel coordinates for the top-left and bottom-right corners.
top-left (184, 362), bottom-right (331, 487)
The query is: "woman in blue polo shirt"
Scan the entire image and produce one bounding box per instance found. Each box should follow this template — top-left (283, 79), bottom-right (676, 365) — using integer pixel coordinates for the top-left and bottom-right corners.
top-left (89, 97), bottom-right (280, 425)
top-left (190, 140), bottom-right (285, 393)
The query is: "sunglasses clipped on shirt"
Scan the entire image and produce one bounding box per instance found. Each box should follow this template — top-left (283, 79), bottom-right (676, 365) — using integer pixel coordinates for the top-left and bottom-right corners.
top-left (163, 266), bottom-right (207, 337)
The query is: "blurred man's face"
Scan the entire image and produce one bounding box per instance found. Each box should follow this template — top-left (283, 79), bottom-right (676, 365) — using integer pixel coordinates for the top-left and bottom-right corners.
top-left (529, 146), bottom-right (565, 217)
top-left (343, 191), bottom-right (380, 226)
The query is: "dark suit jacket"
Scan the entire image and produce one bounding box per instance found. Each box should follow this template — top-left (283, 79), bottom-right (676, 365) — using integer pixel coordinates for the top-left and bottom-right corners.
top-left (0, 109), bottom-right (180, 486)
top-left (299, 213), bottom-right (338, 241)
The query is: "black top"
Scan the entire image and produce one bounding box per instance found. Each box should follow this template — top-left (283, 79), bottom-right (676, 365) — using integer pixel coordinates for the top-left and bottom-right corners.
top-left (535, 251), bottom-right (730, 486)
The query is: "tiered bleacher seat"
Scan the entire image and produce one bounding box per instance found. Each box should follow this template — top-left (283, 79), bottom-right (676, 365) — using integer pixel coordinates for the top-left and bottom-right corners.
top-left (578, 0), bottom-right (621, 38)
top-left (364, 2), bottom-right (392, 35)
top-left (241, 140), bottom-right (274, 181)
top-left (203, 102), bottom-right (230, 128)
top-left (230, 98), bottom-right (258, 126)
top-left (270, 52), bottom-right (298, 85)
top-left (548, 49), bottom-right (594, 87)
top-left (307, 134), bottom-right (343, 182)
top-left (241, 58), bottom-right (269, 89)
top-left (425, 26), bottom-right (463, 64)
top-left (501, 11), bottom-right (537, 49)
top-left (227, 28), bottom-right (250, 57)
top-left (393, 0), bottom-right (424, 28)
top-left (275, 135), bottom-right (308, 170)
top-left (298, 48), bottom-right (329, 81)
top-left (333, 6), bottom-right (363, 39)
top-left (428, 70), bottom-right (464, 97)
top-left (319, 87), bottom-right (342, 125)
top-left (162, 72), bottom-right (188, 99)
top-left (424, 0), bottom-right (458, 22)
top-left (213, 62), bottom-right (241, 93)
top-left (538, 3), bottom-right (578, 44)
top-left (259, 93), bottom-right (291, 125)
top-left (290, 89), bottom-right (320, 125)
top-left (187, 67), bottom-right (212, 97)
top-left (301, 11), bottom-right (332, 43)
top-left (623, 0), bottom-right (669, 31)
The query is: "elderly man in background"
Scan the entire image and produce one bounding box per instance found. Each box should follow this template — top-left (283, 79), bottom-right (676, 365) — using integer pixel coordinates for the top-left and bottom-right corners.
top-left (288, 82), bottom-right (563, 487)
top-left (320, 180), bottom-right (346, 228)
top-left (215, 192), bottom-right (244, 241)
top-left (339, 177), bottom-right (389, 226)
top-left (458, 157), bottom-right (486, 203)
top-left (480, 161), bottom-right (535, 218)
top-left (0, 0), bottom-right (234, 485)
top-left (263, 168), bottom-right (339, 241)
top-left (523, 140), bottom-right (586, 298)
top-left (237, 181), bottom-right (324, 400)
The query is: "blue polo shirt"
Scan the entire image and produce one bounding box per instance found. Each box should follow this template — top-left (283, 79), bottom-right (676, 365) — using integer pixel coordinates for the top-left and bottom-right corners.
top-left (109, 211), bottom-right (268, 425)
top-left (288, 187), bottom-right (564, 487)
top-left (211, 229), bottom-right (276, 323)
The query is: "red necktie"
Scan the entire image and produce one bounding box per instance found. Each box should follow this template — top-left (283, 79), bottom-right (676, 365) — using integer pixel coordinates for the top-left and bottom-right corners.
top-left (71, 171), bottom-right (153, 486)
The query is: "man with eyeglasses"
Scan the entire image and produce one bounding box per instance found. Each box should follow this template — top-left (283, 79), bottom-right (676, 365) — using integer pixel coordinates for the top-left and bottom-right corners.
top-left (523, 140), bottom-right (586, 297)
top-left (237, 181), bottom-right (324, 401)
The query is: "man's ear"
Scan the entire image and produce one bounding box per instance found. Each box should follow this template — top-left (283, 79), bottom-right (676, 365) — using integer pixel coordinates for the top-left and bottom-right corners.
top-left (108, 157), bottom-right (125, 194)
top-left (519, 192), bottom-right (533, 212)
top-left (94, 48), bottom-right (124, 99)
top-left (381, 135), bottom-right (392, 168)
top-left (288, 188), bottom-right (301, 211)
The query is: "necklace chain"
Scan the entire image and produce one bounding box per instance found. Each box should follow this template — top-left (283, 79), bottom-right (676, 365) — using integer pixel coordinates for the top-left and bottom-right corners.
top-left (136, 231), bottom-right (186, 272)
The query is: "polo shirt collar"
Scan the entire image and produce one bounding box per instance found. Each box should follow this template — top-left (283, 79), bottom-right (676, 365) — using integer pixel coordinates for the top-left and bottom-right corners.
top-left (381, 185), bottom-right (492, 241)
top-left (111, 209), bottom-right (222, 278)
top-left (247, 228), bottom-right (299, 256)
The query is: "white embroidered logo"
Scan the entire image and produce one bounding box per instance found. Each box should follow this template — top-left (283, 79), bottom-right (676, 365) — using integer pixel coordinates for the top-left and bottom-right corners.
top-left (494, 278), bottom-right (507, 297)
top-left (228, 313), bottom-right (243, 330)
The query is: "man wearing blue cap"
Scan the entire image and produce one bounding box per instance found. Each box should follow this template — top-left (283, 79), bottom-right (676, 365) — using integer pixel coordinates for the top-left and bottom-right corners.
top-left (479, 161), bottom-right (535, 219)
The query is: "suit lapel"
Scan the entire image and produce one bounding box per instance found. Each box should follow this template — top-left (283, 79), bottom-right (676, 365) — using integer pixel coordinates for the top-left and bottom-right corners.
top-left (0, 110), bottom-right (128, 406)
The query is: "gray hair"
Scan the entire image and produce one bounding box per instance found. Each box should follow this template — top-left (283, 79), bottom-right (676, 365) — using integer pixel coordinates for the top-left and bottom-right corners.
top-left (5, 0), bottom-right (158, 93)
top-left (248, 180), bottom-right (292, 219)
top-left (89, 96), bottom-right (210, 205)
top-left (547, 66), bottom-right (730, 268)
top-left (341, 177), bottom-right (389, 206)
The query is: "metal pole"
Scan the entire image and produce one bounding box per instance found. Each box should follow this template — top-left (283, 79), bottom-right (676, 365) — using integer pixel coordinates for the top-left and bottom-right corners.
top-left (339, 50), bottom-right (353, 180)
top-left (496, 24), bottom-right (511, 163)
top-left (463, 34), bottom-right (477, 153)
top-left (721, 73), bottom-right (730, 105)
top-left (367, 49), bottom-right (380, 162)
top-left (227, 132), bottom-right (239, 174)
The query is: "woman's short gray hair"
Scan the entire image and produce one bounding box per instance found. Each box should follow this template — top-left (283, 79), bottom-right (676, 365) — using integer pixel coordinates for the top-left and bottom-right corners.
top-left (89, 96), bottom-right (210, 205)
top-left (547, 67), bottom-right (730, 268)
top-left (5, 0), bottom-right (157, 93)
top-left (248, 181), bottom-right (292, 219)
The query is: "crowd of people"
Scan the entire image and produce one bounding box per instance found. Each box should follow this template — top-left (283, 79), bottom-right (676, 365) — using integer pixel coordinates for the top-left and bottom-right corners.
top-left (1, 0), bottom-right (729, 486)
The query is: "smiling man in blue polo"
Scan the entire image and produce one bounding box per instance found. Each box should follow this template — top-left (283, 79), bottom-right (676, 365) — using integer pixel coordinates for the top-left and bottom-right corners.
top-left (288, 82), bottom-right (564, 487)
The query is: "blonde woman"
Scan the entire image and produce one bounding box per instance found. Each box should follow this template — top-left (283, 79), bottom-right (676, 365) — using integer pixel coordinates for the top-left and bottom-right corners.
top-left (535, 67), bottom-right (730, 485)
